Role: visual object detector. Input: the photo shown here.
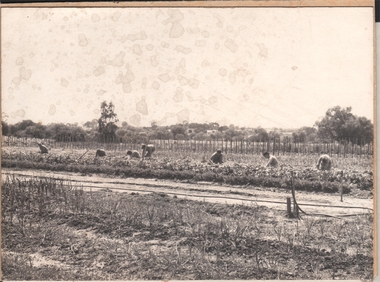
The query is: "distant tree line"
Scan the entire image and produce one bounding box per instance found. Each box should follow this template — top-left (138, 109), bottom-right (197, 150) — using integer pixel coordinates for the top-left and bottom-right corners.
top-left (1, 104), bottom-right (374, 145)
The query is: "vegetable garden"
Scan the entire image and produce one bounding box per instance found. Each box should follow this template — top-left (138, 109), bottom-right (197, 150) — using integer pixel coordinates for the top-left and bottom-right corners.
top-left (1, 139), bottom-right (374, 280)
top-left (2, 146), bottom-right (373, 196)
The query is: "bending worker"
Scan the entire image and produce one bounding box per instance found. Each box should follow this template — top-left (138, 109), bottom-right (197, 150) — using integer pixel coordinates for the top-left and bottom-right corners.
top-left (263, 151), bottom-right (279, 168)
top-left (316, 152), bottom-right (332, 170)
top-left (127, 150), bottom-right (141, 158)
top-left (210, 149), bottom-right (223, 164)
top-left (141, 144), bottom-right (156, 158)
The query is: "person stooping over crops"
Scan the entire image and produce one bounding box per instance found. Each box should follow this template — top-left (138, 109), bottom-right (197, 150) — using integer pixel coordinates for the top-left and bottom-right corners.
top-left (263, 152), bottom-right (279, 168)
top-left (95, 149), bottom-right (106, 157)
top-left (141, 144), bottom-right (156, 158)
top-left (127, 150), bottom-right (141, 158)
top-left (210, 149), bottom-right (223, 164)
top-left (316, 153), bottom-right (332, 171)
top-left (37, 143), bottom-right (49, 154)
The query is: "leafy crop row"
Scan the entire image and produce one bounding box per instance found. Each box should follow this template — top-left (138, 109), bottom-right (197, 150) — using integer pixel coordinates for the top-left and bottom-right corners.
top-left (2, 148), bottom-right (373, 193)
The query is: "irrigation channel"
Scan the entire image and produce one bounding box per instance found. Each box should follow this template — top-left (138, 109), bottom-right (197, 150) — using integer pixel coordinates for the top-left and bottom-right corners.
top-left (2, 168), bottom-right (373, 218)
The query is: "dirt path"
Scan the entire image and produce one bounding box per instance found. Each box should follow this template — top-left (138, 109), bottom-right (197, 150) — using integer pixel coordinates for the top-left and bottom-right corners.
top-left (2, 168), bottom-right (373, 217)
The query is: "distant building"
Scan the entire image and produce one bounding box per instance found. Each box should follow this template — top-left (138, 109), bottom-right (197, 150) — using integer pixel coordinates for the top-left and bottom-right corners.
top-left (206, 130), bottom-right (217, 135)
top-left (282, 129), bottom-right (295, 137)
top-left (186, 128), bottom-right (196, 134)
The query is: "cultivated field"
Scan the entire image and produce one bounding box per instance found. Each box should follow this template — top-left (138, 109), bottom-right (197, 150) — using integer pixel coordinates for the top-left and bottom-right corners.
top-left (1, 146), bottom-right (374, 194)
top-left (1, 145), bottom-right (374, 280)
top-left (2, 175), bottom-right (373, 280)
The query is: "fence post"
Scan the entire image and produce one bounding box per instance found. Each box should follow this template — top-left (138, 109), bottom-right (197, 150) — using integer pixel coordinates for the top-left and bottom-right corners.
top-left (291, 171), bottom-right (301, 220)
top-left (340, 170), bottom-right (344, 202)
top-left (287, 197), bottom-right (292, 217)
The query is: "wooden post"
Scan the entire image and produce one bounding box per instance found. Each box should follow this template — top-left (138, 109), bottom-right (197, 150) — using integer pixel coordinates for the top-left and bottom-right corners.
top-left (142, 145), bottom-right (146, 161)
top-left (294, 201), bottom-right (299, 218)
top-left (340, 170), bottom-right (344, 202)
top-left (291, 171), bottom-right (300, 220)
top-left (258, 137), bottom-right (260, 154)
top-left (287, 197), bottom-right (292, 217)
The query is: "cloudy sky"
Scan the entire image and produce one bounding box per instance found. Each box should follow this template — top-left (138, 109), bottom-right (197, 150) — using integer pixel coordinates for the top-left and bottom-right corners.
top-left (1, 7), bottom-right (374, 128)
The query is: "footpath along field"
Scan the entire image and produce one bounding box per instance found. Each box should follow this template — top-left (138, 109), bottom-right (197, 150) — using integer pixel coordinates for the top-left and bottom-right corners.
top-left (1, 146), bottom-right (374, 280)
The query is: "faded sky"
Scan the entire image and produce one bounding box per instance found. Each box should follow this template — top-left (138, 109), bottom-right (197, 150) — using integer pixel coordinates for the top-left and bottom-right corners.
top-left (1, 7), bottom-right (374, 128)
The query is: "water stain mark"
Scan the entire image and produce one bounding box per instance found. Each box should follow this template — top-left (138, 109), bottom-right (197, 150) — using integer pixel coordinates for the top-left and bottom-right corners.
top-left (16, 57), bottom-right (24, 66)
top-left (177, 109), bottom-right (190, 123)
top-left (195, 40), bottom-right (206, 47)
top-left (61, 78), bottom-right (69, 87)
top-left (169, 22), bottom-right (184, 38)
top-left (218, 68), bottom-right (227, 77)
top-left (111, 11), bottom-right (121, 22)
top-left (201, 30), bottom-right (210, 38)
top-left (136, 97), bottom-right (148, 115)
top-left (256, 43), bottom-right (268, 58)
top-left (141, 77), bottom-right (147, 89)
top-left (224, 38), bottom-right (238, 53)
top-left (213, 13), bottom-right (224, 28)
top-left (97, 90), bottom-right (107, 96)
top-left (152, 81), bottom-right (160, 90)
top-left (187, 27), bottom-right (200, 34)
top-left (132, 44), bottom-right (143, 56)
top-left (158, 73), bottom-right (170, 83)
top-left (161, 42), bottom-right (170, 48)
top-left (175, 45), bottom-right (192, 54)
top-left (150, 56), bottom-right (158, 67)
top-left (201, 60), bottom-right (210, 68)
top-left (19, 67), bottom-right (32, 80)
top-left (163, 9), bottom-right (185, 39)
top-left (188, 78), bottom-right (199, 89)
top-left (107, 51), bottom-right (125, 67)
top-left (11, 109), bottom-right (25, 118)
top-left (146, 44), bottom-right (154, 51)
top-left (78, 34), bottom-right (89, 47)
top-left (229, 71), bottom-right (237, 85)
top-left (48, 104), bottom-right (56, 116)
top-left (130, 114), bottom-right (141, 126)
top-left (173, 87), bottom-right (184, 102)
top-left (177, 75), bottom-right (188, 86)
top-left (12, 77), bottom-right (21, 85)
top-left (93, 66), bottom-right (105, 77)
top-left (127, 31), bottom-right (147, 41)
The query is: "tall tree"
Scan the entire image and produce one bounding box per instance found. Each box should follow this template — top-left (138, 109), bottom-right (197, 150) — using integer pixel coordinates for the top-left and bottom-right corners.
top-left (1, 113), bottom-right (9, 136)
top-left (98, 101), bottom-right (119, 142)
top-left (292, 127), bottom-right (317, 142)
top-left (171, 125), bottom-right (186, 139)
top-left (315, 106), bottom-right (373, 143)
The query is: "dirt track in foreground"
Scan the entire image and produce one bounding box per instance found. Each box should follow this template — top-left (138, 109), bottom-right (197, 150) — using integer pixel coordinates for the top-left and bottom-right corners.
top-left (2, 168), bottom-right (373, 217)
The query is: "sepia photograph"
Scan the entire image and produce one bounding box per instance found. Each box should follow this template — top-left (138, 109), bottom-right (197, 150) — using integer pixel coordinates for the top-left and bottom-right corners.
top-left (1, 1), bottom-right (375, 280)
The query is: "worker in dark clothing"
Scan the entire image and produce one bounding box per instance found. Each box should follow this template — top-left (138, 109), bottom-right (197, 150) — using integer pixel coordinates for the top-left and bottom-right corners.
top-left (95, 149), bottom-right (106, 157)
top-left (316, 153), bottom-right (332, 170)
top-left (210, 149), bottom-right (223, 164)
top-left (127, 150), bottom-right (141, 158)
